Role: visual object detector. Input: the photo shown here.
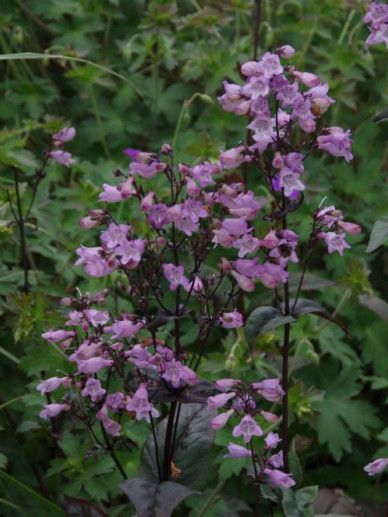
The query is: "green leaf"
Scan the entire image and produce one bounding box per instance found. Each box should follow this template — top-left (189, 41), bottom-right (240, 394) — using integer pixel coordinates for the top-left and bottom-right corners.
top-left (282, 485), bottom-right (318, 517)
top-left (358, 294), bottom-right (388, 322)
top-left (373, 107), bottom-right (388, 123)
top-left (244, 306), bottom-right (295, 346)
top-left (291, 298), bottom-right (325, 316)
top-left (121, 477), bottom-right (193, 517)
top-left (140, 403), bottom-right (215, 487)
top-left (366, 216), bottom-right (388, 252)
top-left (0, 470), bottom-right (65, 516)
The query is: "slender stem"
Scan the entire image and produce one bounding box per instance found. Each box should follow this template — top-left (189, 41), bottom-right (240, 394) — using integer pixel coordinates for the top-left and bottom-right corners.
top-left (162, 401), bottom-right (177, 481)
top-left (99, 423), bottom-right (127, 480)
top-left (14, 171), bottom-right (30, 293)
top-left (249, 441), bottom-right (261, 516)
top-left (150, 413), bottom-right (162, 481)
top-left (281, 192), bottom-right (290, 473)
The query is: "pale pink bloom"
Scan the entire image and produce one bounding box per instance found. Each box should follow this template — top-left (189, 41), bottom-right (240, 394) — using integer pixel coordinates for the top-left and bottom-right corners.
top-left (140, 191), bottom-right (154, 211)
top-left (52, 127), bottom-right (76, 145)
top-left (162, 264), bottom-right (189, 291)
top-left (37, 376), bottom-right (71, 395)
top-left (338, 221), bottom-right (361, 234)
top-left (317, 231), bottom-right (350, 256)
top-left (83, 309), bottom-right (110, 327)
top-left (219, 146), bottom-right (247, 169)
top-left (278, 168), bottom-right (305, 197)
top-left (234, 234), bottom-right (261, 258)
top-left (40, 403), bottom-right (70, 419)
top-left (107, 317), bottom-right (144, 340)
top-left (210, 409), bottom-right (234, 430)
top-left (42, 329), bottom-right (75, 343)
top-left (207, 392), bottom-right (236, 409)
top-left (77, 357), bottom-right (113, 374)
top-left (126, 383), bottom-right (159, 422)
top-left (81, 378), bottom-right (106, 402)
top-left (232, 414), bottom-right (263, 443)
top-left (100, 224), bottom-right (131, 249)
top-left (257, 262), bottom-right (288, 289)
top-left (260, 52), bottom-right (283, 78)
top-left (260, 410), bottom-right (280, 423)
top-left (48, 150), bottom-right (74, 167)
top-left (220, 311), bottom-right (243, 329)
top-left (265, 432), bottom-right (281, 449)
top-left (225, 443), bottom-right (252, 458)
top-left (269, 451), bottom-right (284, 468)
top-left (231, 270), bottom-right (255, 292)
top-left (264, 468), bottom-right (295, 488)
top-left (277, 45), bottom-right (295, 59)
top-left (292, 71), bottom-right (321, 87)
top-left (116, 238), bottom-right (146, 268)
top-left (240, 60), bottom-right (263, 77)
top-left (252, 378), bottom-right (284, 402)
top-left (364, 458), bottom-right (388, 476)
top-left (215, 378), bottom-right (240, 391)
top-left (317, 127), bottom-right (353, 162)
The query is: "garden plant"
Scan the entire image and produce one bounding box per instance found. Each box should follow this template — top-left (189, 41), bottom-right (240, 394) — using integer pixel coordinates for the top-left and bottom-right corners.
top-left (0, 1), bottom-right (387, 516)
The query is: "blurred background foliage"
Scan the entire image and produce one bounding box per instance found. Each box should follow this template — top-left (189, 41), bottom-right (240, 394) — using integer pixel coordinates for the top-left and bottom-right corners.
top-left (0, 0), bottom-right (387, 515)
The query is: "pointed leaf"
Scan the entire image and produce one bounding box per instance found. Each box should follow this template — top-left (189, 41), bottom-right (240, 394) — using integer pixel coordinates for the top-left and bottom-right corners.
top-left (366, 216), bottom-right (388, 252)
top-left (244, 306), bottom-right (294, 346)
top-left (121, 478), bottom-right (193, 517)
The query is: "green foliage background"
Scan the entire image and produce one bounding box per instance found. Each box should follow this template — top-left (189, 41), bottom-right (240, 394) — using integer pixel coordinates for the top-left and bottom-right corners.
top-left (0, 0), bottom-right (387, 515)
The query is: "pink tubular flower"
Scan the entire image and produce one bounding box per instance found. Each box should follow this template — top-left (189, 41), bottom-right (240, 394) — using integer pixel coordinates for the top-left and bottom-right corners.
top-left (48, 150), bottom-right (74, 167)
top-left (218, 81), bottom-right (251, 116)
top-left (107, 317), bottom-right (144, 340)
top-left (215, 378), bottom-right (240, 391)
top-left (364, 457), bottom-right (388, 476)
top-left (260, 410), bottom-right (280, 423)
top-left (100, 223), bottom-right (130, 249)
top-left (207, 392), bottom-right (236, 409)
top-left (277, 45), bottom-right (295, 59)
top-left (225, 443), bottom-right (252, 459)
top-left (81, 378), bottom-right (106, 402)
top-left (220, 310), bottom-right (244, 329)
top-left (269, 451), bottom-right (283, 469)
top-left (231, 270), bottom-right (255, 292)
top-left (39, 403), bottom-right (70, 420)
top-left (52, 127), bottom-right (76, 145)
top-left (265, 432), bottom-right (281, 449)
top-left (77, 357), bottom-right (113, 374)
top-left (162, 263), bottom-right (189, 291)
top-left (162, 360), bottom-right (198, 388)
top-left (126, 383), bottom-right (159, 422)
top-left (210, 409), bottom-right (234, 430)
top-left (257, 262), bottom-right (288, 289)
top-left (364, 2), bottom-right (388, 48)
top-left (292, 71), bottom-right (321, 88)
top-left (252, 378), bottom-right (284, 402)
top-left (41, 329), bottom-right (75, 343)
top-left (317, 127), bottom-right (353, 162)
top-left (317, 231), bottom-right (350, 256)
top-left (232, 414), bottom-right (263, 443)
top-left (219, 146), bottom-right (247, 170)
top-left (37, 376), bottom-right (71, 395)
top-left (116, 238), bottom-right (147, 268)
top-left (264, 468), bottom-right (295, 489)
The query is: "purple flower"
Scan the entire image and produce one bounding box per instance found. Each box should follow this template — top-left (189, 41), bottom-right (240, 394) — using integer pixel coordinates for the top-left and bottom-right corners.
top-left (162, 360), bottom-right (197, 388)
top-left (292, 70), bottom-right (321, 88)
top-left (257, 262), bottom-right (288, 289)
top-left (264, 468), bottom-right (295, 488)
top-left (260, 52), bottom-right (283, 78)
top-left (232, 415), bottom-right (263, 443)
top-left (48, 150), bottom-right (74, 167)
top-left (189, 162), bottom-right (220, 187)
top-left (278, 167), bottom-right (305, 198)
top-left (277, 45), bottom-right (295, 59)
top-left (148, 203), bottom-right (171, 229)
top-left (37, 376), bottom-right (71, 395)
top-left (252, 378), bottom-right (284, 402)
top-left (105, 392), bottom-right (126, 412)
top-left (126, 383), bottom-right (159, 422)
top-left (39, 403), bottom-right (70, 420)
top-left (83, 309), bottom-right (110, 327)
top-left (364, 457), bottom-right (388, 476)
top-left (207, 392), bottom-right (236, 409)
top-left (81, 378), bottom-right (106, 402)
top-left (41, 329), bottom-right (75, 343)
top-left (100, 224), bottom-right (131, 249)
top-left (210, 409), bottom-right (234, 430)
top-left (107, 317), bottom-right (144, 339)
top-left (234, 234), bottom-right (261, 258)
top-left (129, 152), bottom-right (166, 179)
top-left (215, 378), bottom-right (240, 391)
top-left (364, 2), bottom-right (388, 48)
top-left (218, 82), bottom-right (251, 115)
top-left (317, 127), bottom-right (353, 162)
top-left (317, 231), bottom-right (350, 256)
top-left (77, 357), bottom-right (113, 374)
top-left (219, 146), bottom-right (248, 170)
top-left (162, 264), bottom-right (189, 291)
top-left (269, 451), bottom-right (283, 469)
top-left (115, 238), bottom-right (147, 268)
top-left (75, 246), bottom-right (116, 277)
top-left (225, 443), bottom-right (252, 458)
top-left (123, 148), bottom-right (140, 160)
top-left (99, 178), bottom-right (136, 203)
top-left (265, 432), bottom-right (281, 449)
top-left (220, 311), bottom-right (243, 329)
top-left (52, 127), bottom-right (76, 145)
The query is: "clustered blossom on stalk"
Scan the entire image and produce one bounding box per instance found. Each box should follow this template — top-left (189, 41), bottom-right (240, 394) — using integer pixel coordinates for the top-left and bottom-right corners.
top-left (48, 126), bottom-right (76, 167)
top-left (364, 1), bottom-right (388, 48)
top-left (38, 41), bottom-right (363, 502)
top-left (207, 378), bottom-right (295, 489)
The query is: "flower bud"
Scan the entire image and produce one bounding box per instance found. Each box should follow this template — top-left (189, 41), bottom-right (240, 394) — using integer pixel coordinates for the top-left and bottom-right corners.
top-left (240, 60), bottom-right (262, 77)
top-left (160, 143), bottom-right (173, 155)
top-left (277, 45), bottom-right (295, 59)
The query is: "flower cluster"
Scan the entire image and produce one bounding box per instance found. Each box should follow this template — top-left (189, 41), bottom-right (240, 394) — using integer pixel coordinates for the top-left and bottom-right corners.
top-left (364, 1), bottom-right (388, 48)
top-left (48, 126), bottom-right (76, 167)
top-left (207, 377), bottom-right (295, 489)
